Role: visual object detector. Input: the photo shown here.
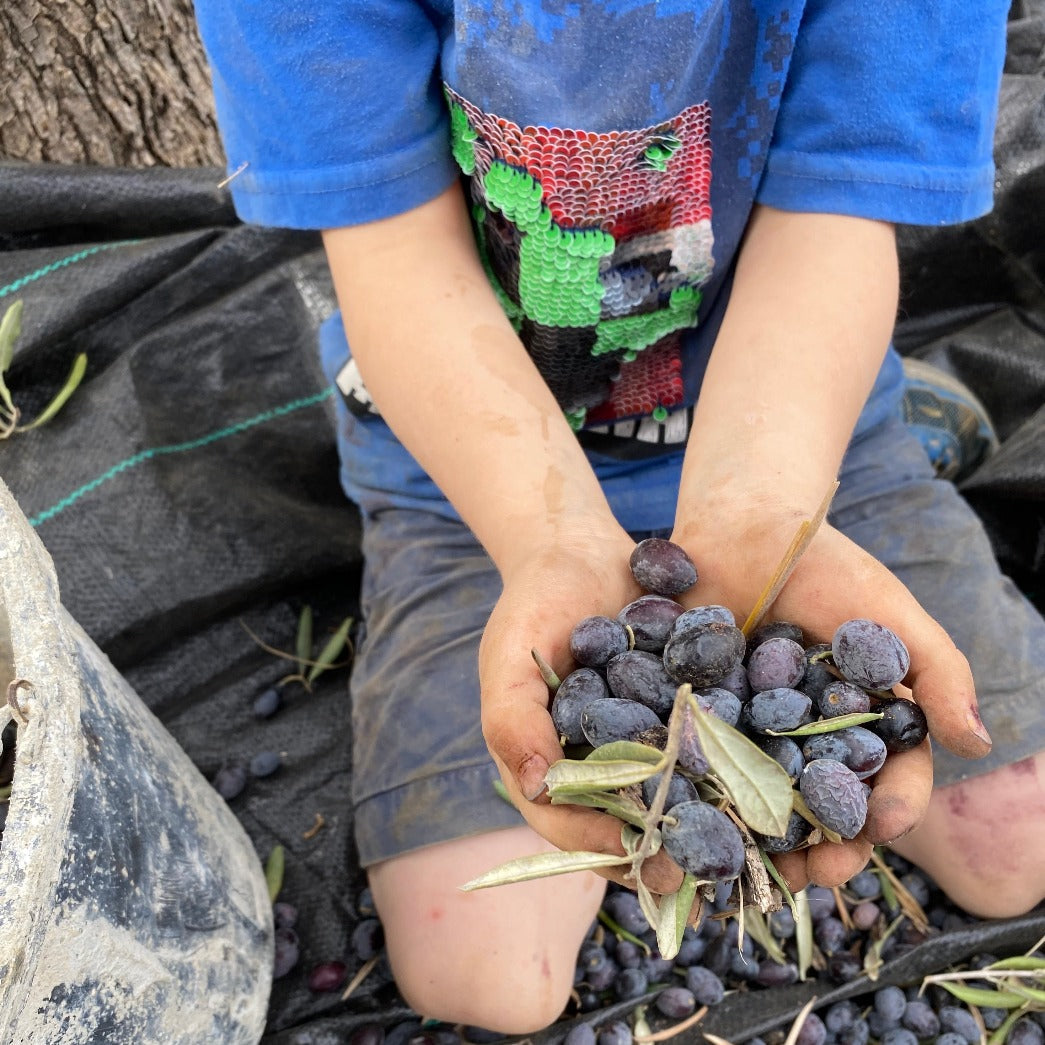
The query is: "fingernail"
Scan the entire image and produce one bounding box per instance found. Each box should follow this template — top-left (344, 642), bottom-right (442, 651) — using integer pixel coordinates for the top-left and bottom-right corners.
top-left (519, 755), bottom-right (549, 801)
top-left (966, 708), bottom-right (993, 747)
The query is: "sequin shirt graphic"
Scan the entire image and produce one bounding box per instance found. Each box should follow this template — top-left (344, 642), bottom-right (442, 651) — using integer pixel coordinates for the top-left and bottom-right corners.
top-left (445, 86), bottom-right (714, 431)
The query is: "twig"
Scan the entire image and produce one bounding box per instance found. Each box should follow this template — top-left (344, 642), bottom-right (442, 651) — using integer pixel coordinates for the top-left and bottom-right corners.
top-left (340, 955), bottom-right (379, 1001)
top-left (302, 813), bottom-right (325, 840)
top-left (633, 1004), bottom-right (710, 1042)
top-left (870, 847), bottom-right (929, 934)
top-left (741, 482), bottom-right (839, 637)
top-left (625, 686), bottom-right (689, 884)
top-left (782, 995), bottom-right (821, 1045)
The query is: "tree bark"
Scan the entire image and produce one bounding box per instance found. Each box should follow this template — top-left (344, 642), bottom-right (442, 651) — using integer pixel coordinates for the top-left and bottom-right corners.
top-left (1, 0), bottom-right (225, 168)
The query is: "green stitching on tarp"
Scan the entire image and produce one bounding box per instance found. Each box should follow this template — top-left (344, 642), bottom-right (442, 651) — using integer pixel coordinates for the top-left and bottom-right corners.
top-left (30, 386), bottom-right (334, 527)
top-left (0, 241), bottom-right (141, 299)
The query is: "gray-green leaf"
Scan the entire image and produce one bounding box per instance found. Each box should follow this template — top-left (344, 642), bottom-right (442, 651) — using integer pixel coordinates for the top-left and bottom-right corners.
top-left (657, 873), bottom-right (700, 961)
top-left (795, 887), bottom-right (814, 982)
top-left (549, 789), bottom-right (649, 830)
top-left (545, 757), bottom-right (660, 795)
top-left (743, 906), bottom-right (788, 966)
top-left (767, 711), bottom-right (884, 737)
top-left (295, 605), bottom-right (314, 675)
top-left (0, 300), bottom-right (21, 375)
top-left (459, 849), bottom-right (631, 891)
top-left (265, 844), bottom-right (285, 902)
top-left (686, 695), bottom-right (793, 836)
top-left (585, 741), bottom-right (664, 766)
top-left (938, 982), bottom-right (1029, 1009)
top-left (19, 352), bottom-right (87, 430)
top-left (306, 615), bottom-right (354, 683)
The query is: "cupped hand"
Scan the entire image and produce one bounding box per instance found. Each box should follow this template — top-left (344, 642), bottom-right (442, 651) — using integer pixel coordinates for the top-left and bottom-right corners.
top-left (671, 501), bottom-right (991, 891)
top-left (478, 523), bottom-right (687, 895)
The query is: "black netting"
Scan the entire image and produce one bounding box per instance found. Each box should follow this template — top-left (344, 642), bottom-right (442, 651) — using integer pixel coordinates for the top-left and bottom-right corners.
top-left (0, 7), bottom-right (1042, 1038)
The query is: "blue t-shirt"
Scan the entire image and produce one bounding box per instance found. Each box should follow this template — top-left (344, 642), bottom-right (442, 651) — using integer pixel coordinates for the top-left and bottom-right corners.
top-left (194, 0), bottom-right (1007, 466)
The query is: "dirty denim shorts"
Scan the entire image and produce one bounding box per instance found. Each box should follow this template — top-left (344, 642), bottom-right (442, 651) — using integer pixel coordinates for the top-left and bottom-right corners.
top-left (328, 398), bottom-right (1045, 868)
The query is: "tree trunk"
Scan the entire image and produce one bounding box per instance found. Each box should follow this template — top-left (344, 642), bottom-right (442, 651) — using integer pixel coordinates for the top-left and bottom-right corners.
top-left (1, 0), bottom-right (225, 168)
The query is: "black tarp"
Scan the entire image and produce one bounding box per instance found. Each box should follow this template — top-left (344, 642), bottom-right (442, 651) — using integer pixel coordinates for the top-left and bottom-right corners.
top-left (0, 4), bottom-right (1042, 1040)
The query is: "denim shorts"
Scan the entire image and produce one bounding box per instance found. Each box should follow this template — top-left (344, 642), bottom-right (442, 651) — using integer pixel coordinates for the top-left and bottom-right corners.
top-left (329, 399), bottom-right (1045, 867)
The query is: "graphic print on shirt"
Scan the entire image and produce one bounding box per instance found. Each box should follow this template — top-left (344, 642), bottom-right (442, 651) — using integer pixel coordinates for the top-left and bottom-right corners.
top-left (445, 85), bottom-right (714, 430)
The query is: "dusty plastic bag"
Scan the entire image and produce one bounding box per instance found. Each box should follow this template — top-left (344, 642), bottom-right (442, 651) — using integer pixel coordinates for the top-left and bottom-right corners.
top-left (0, 476), bottom-right (273, 1044)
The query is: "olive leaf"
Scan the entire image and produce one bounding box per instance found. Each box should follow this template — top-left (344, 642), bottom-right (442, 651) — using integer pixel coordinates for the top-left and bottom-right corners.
top-left (794, 887), bottom-right (815, 982)
top-left (306, 614), bottom-right (354, 684)
top-left (767, 711), bottom-right (883, 737)
top-left (585, 740), bottom-right (664, 766)
top-left (634, 872), bottom-right (661, 934)
top-left (0, 300), bottom-right (22, 417)
top-left (992, 956), bottom-right (1045, 971)
top-left (459, 848), bottom-right (632, 891)
top-left (864, 914), bottom-right (904, 981)
top-left (935, 983), bottom-right (1030, 1009)
top-left (742, 906), bottom-right (788, 966)
top-left (531, 647), bottom-right (561, 691)
top-left (656, 873), bottom-right (700, 961)
top-left (549, 789), bottom-right (649, 830)
top-left (990, 1011), bottom-right (1032, 1045)
top-left (295, 605), bottom-right (314, 676)
top-left (18, 352), bottom-right (88, 431)
top-left (685, 693), bottom-right (793, 836)
top-left (544, 756), bottom-right (662, 796)
top-left (760, 847), bottom-right (799, 922)
top-left (265, 844), bottom-right (286, 902)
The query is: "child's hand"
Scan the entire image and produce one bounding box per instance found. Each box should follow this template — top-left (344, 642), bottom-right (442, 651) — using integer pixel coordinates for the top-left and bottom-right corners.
top-left (671, 500), bottom-right (991, 891)
top-left (478, 525), bottom-right (689, 896)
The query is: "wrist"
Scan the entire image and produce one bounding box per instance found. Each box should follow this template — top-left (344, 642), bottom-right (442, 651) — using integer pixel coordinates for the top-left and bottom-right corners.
top-left (493, 506), bottom-right (633, 586)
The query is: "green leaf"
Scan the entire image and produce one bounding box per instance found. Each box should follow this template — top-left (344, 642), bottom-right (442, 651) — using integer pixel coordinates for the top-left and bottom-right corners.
top-left (760, 847), bottom-right (799, 922)
top-left (991, 956), bottom-right (1045, 971)
top-left (597, 909), bottom-right (652, 955)
top-left (0, 300), bottom-right (22, 376)
top-left (549, 789), bottom-right (650, 830)
top-left (544, 757), bottom-right (660, 796)
top-left (459, 849), bottom-right (631, 891)
top-left (531, 647), bottom-right (561, 691)
top-left (585, 741), bottom-right (664, 766)
top-left (767, 712), bottom-right (884, 737)
top-left (742, 906), bottom-right (788, 966)
top-left (635, 872), bottom-right (661, 933)
top-left (795, 887), bottom-right (814, 982)
top-left (305, 615), bottom-right (354, 683)
top-left (265, 844), bottom-right (285, 902)
top-left (864, 914), bottom-right (904, 981)
top-left (656, 873), bottom-right (699, 961)
top-left (938, 982), bottom-right (1029, 1009)
top-left (875, 853), bottom-right (898, 912)
top-left (295, 605), bottom-right (314, 675)
top-left (19, 352), bottom-right (87, 430)
top-left (988, 1009), bottom-right (1027, 1045)
top-left (1003, 982), bottom-right (1045, 1005)
top-left (686, 695), bottom-right (793, 836)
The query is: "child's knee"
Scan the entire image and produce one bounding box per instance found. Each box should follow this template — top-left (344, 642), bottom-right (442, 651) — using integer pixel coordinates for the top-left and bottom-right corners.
top-left (390, 945), bottom-right (574, 1035)
top-left (892, 754), bottom-right (1045, 918)
top-left (368, 828), bottom-right (606, 1033)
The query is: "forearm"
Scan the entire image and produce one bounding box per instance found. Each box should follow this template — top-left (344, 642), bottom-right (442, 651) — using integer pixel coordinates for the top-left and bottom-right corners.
top-left (322, 186), bottom-right (618, 579)
top-left (676, 206), bottom-right (899, 532)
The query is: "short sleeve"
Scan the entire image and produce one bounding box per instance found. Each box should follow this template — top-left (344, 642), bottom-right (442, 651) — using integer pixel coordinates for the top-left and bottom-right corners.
top-left (192, 0), bottom-right (459, 229)
top-left (757, 0), bottom-right (1010, 226)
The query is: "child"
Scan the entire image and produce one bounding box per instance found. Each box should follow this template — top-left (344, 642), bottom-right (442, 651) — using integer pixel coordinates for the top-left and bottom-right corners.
top-left (193, 0), bottom-right (1045, 1032)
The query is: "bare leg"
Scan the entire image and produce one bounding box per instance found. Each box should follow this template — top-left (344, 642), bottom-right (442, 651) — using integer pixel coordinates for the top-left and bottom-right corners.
top-left (891, 751), bottom-right (1045, 918)
top-left (368, 824), bottom-right (607, 1034)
